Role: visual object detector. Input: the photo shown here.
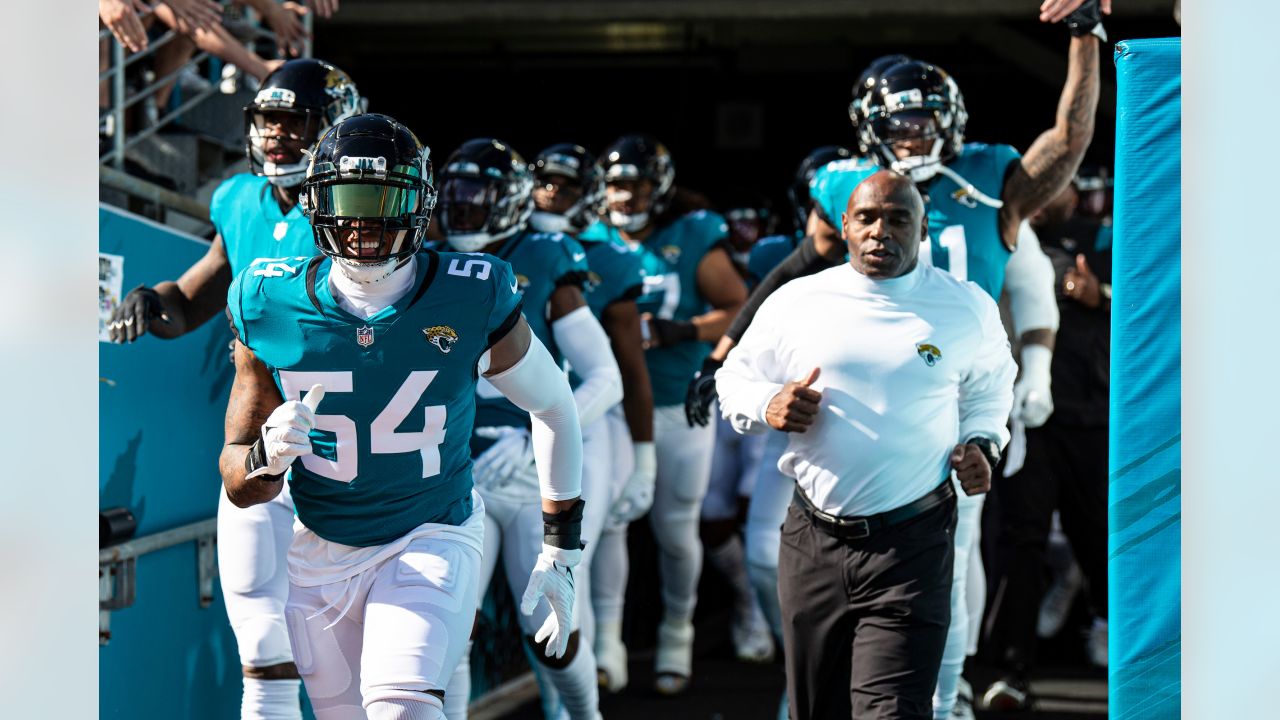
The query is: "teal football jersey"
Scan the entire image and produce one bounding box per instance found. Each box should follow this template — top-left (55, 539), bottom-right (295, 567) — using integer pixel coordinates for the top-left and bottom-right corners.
top-left (578, 236), bottom-right (646, 320)
top-left (227, 251), bottom-right (523, 547)
top-left (210, 173), bottom-right (315, 274)
top-left (810, 143), bottom-right (1022, 299)
top-left (747, 232), bottom-right (803, 289)
top-left (471, 230), bottom-right (589, 448)
top-left (581, 210), bottom-right (728, 406)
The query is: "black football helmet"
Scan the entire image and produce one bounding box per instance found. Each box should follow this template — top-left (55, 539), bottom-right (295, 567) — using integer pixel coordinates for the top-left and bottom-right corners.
top-left (244, 58), bottom-right (363, 187)
top-left (301, 114), bottom-right (435, 280)
top-left (437, 138), bottom-right (535, 252)
top-left (531, 143), bottom-right (605, 235)
top-left (787, 145), bottom-right (854, 231)
top-left (861, 59), bottom-right (968, 183)
top-left (599, 134), bottom-right (675, 232)
top-left (848, 54), bottom-right (914, 156)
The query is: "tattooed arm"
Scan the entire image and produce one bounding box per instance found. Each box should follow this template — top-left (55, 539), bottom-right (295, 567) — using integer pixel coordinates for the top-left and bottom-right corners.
top-left (219, 340), bottom-right (286, 507)
top-left (998, 35), bottom-right (1100, 249)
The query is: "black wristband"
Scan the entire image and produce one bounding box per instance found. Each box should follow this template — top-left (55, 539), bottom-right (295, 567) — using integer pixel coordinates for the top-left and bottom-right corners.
top-left (244, 438), bottom-right (283, 481)
top-left (542, 498), bottom-right (586, 551)
top-left (966, 436), bottom-right (1001, 472)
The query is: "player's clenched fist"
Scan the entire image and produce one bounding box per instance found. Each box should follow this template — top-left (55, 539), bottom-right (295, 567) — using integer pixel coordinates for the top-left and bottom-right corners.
top-left (245, 384), bottom-right (324, 479)
top-left (765, 367), bottom-right (822, 433)
top-left (950, 443), bottom-right (992, 496)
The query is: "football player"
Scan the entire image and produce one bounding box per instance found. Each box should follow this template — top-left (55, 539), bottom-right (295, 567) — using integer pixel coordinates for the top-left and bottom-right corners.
top-left (529, 143), bottom-right (657, 695)
top-left (579, 134), bottom-right (748, 695)
top-left (436, 138), bottom-right (621, 720)
top-left (105, 58), bottom-right (362, 720)
top-left (222, 114), bottom-right (587, 720)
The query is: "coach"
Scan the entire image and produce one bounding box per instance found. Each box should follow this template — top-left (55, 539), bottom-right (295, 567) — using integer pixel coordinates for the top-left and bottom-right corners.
top-left (716, 171), bottom-right (1016, 720)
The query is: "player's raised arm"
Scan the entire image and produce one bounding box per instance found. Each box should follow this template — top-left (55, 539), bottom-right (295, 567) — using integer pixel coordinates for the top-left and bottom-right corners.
top-left (998, 1), bottom-right (1104, 244)
top-left (219, 340), bottom-right (297, 508)
top-left (107, 234), bottom-right (233, 343)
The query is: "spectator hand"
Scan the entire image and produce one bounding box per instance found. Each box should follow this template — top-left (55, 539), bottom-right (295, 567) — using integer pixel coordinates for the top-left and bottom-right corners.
top-left (306, 0), bottom-right (339, 19)
top-left (100, 0), bottom-right (153, 54)
top-left (266, 1), bottom-right (310, 57)
top-left (246, 384), bottom-right (323, 480)
top-left (951, 443), bottom-right (992, 496)
top-left (108, 285), bottom-right (170, 343)
top-left (1012, 344), bottom-right (1054, 428)
top-left (684, 357), bottom-right (722, 427)
top-left (765, 367), bottom-right (822, 433)
top-left (156, 0), bottom-right (223, 35)
top-left (609, 441), bottom-right (656, 524)
top-left (1063, 254), bottom-right (1102, 308)
top-left (520, 544), bottom-right (580, 658)
top-left (1038, 0), bottom-right (1111, 24)
top-left (473, 426), bottom-right (534, 489)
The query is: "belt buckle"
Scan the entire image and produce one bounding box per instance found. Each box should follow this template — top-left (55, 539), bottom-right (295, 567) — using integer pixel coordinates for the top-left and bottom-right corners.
top-left (841, 517), bottom-right (871, 540)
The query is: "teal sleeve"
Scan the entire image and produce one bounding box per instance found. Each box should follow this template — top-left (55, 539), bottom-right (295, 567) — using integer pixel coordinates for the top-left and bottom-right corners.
top-left (991, 143), bottom-right (1023, 186)
top-left (484, 258), bottom-right (524, 348)
top-left (554, 234), bottom-right (591, 288)
top-left (225, 265), bottom-right (251, 349)
top-left (209, 176), bottom-right (239, 239)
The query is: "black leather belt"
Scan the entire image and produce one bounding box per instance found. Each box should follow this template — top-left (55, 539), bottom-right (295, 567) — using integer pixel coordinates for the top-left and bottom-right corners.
top-left (793, 480), bottom-right (955, 540)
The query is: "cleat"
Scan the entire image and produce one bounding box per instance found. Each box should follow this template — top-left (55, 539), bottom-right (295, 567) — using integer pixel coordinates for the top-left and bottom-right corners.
top-left (595, 621), bottom-right (629, 693)
top-left (653, 618), bottom-right (694, 696)
top-left (981, 676), bottom-right (1031, 712)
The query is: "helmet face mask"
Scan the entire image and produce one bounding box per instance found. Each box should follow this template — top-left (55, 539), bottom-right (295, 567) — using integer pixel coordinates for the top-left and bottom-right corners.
top-left (531, 143), bottom-right (604, 235)
top-left (598, 135), bottom-right (675, 233)
top-left (244, 59), bottom-right (363, 187)
top-left (437, 138), bottom-right (535, 253)
top-left (301, 114), bottom-right (436, 282)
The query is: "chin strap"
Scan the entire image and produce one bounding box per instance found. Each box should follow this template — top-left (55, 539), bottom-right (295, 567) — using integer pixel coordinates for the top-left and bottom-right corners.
top-left (934, 164), bottom-right (1004, 209)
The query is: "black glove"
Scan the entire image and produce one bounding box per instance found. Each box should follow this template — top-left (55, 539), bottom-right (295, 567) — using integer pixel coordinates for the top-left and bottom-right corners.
top-left (108, 285), bottom-right (169, 343)
top-left (684, 356), bottom-right (723, 427)
top-left (1063, 0), bottom-right (1107, 40)
top-left (648, 318), bottom-right (698, 348)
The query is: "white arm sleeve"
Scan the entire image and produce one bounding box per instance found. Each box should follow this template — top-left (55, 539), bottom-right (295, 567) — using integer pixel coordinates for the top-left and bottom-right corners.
top-left (552, 305), bottom-right (623, 427)
top-left (1004, 221), bottom-right (1060, 336)
top-left (958, 292), bottom-right (1019, 449)
top-left (716, 291), bottom-right (788, 436)
top-left (485, 333), bottom-right (583, 501)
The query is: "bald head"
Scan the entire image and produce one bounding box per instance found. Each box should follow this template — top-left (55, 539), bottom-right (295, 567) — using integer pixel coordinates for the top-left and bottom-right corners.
top-left (841, 170), bottom-right (928, 279)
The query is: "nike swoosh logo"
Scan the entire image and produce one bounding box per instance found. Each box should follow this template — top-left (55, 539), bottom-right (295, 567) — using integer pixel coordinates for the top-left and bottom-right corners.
top-left (572, 253), bottom-right (586, 262)
top-left (510, 280), bottom-right (520, 293)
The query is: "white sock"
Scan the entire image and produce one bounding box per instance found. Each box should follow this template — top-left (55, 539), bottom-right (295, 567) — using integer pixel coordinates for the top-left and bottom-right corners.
top-left (442, 642), bottom-right (472, 720)
top-left (706, 535), bottom-right (754, 620)
top-left (541, 646), bottom-right (601, 720)
top-left (366, 697), bottom-right (443, 720)
top-left (241, 678), bottom-right (302, 720)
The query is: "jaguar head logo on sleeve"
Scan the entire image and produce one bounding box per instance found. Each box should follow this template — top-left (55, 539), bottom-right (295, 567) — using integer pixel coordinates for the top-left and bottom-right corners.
top-left (916, 343), bottom-right (942, 367)
top-left (424, 325), bottom-right (459, 354)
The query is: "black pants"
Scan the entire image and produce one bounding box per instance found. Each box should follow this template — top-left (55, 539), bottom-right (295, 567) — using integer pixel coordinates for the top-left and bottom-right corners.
top-left (984, 420), bottom-right (1109, 673)
top-left (778, 493), bottom-right (956, 720)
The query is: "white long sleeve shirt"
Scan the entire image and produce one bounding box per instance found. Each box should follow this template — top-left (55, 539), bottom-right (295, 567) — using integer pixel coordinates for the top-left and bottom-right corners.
top-left (716, 261), bottom-right (1016, 517)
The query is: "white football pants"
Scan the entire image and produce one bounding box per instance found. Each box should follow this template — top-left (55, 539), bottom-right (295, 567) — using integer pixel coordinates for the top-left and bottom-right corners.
top-left (932, 483), bottom-right (986, 719)
top-left (744, 430), bottom-right (792, 642)
top-left (650, 403), bottom-right (716, 623)
top-left (218, 485), bottom-right (297, 670)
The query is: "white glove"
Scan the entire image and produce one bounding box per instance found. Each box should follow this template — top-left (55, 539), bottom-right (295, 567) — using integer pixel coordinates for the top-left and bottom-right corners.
top-left (472, 426), bottom-right (533, 489)
top-left (246, 384), bottom-right (324, 479)
top-left (609, 441), bottom-right (656, 525)
top-left (1012, 345), bottom-right (1054, 429)
top-left (520, 544), bottom-right (581, 658)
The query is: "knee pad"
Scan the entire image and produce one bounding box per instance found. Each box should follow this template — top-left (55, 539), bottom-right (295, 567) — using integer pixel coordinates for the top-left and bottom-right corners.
top-left (366, 695), bottom-right (445, 720)
top-left (528, 630), bottom-right (580, 670)
top-left (232, 613), bottom-right (294, 668)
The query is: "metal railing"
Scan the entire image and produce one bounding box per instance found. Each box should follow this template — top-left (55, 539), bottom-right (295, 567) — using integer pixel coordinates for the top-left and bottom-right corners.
top-left (98, 2), bottom-right (311, 170)
top-left (99, 517), bottom-right (219, 645)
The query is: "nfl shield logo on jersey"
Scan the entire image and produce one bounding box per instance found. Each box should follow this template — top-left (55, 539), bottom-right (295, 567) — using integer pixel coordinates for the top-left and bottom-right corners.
top-left (357, 325), bottom-right (375, 347)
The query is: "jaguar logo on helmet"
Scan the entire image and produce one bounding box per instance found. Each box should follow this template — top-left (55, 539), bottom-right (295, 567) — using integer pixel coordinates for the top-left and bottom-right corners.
top-left (423, 325), bottom-right (459, 354)
top-left (916, 343), bottom-right (943, 367)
